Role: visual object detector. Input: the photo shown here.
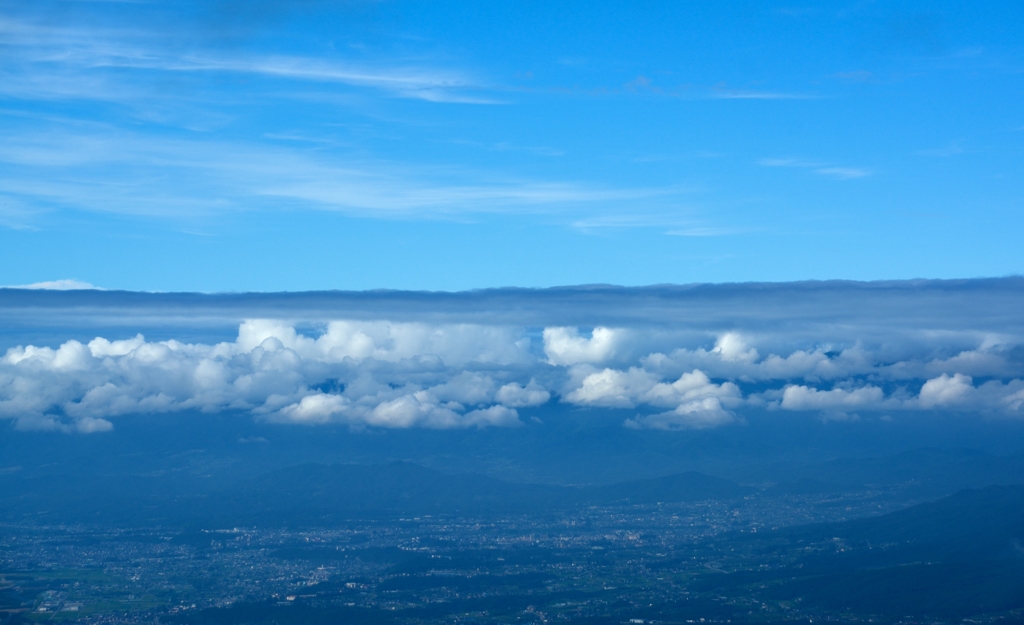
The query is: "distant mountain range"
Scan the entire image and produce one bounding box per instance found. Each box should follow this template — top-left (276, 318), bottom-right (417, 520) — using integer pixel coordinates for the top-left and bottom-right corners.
top-left (761, 447), bottom-right (1024, 499)
top-left (208, 462), bottom-right (754, 523)
top-left (0, 461), bottom-right (752, 526)
top-left (5, 440), bottom-right (1024, 527)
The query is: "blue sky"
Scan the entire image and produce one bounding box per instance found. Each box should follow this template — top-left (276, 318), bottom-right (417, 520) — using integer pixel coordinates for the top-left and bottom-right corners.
top-left (1, 1), bottom-right (1022, 292)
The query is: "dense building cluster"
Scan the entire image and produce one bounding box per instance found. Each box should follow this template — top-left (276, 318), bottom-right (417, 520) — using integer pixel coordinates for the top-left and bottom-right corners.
top-left (0, 488), bottom-right (959, 625)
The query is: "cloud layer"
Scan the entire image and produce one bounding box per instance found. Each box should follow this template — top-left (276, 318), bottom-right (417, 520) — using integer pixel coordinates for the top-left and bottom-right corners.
top-left (3, 292), bottom-right (1024, 433)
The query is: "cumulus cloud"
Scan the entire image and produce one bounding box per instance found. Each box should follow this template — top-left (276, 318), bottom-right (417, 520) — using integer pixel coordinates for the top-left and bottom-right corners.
top-left (919, 373), bottom-right (974, 408)
top-left (641, 340), bottom-right (864, 383)
top-left (780, 384), bottom-right (886, 410)
top-left (0, 320), bottom-right (543, 432)
top-left (625, 398), bottom-right (736, 430)
top-left (73, 416), bottom-right (115, 433)
top-left (558, 363), bottom-right (743, 431)
top-left (643, 333), bottom-right (1024, 386)
top-left (566, 367), bottom-right (740, 409)
top-left (2, 303), bottom-right (1024, 434)
top-left (1005, 388), bottom-right (1024, 412)
top-left (236, 319), bottom-right (533, 366)
top-left (543, 327), bottom-right (622, 365)
top-left (495, 380), bottom-right (551, 408)
top-left (565, 367), bottom-right (659, 408)
top-left (267, 390), bottom-right (521, 430)
top-left (711, 333), bottom-right (759, 363)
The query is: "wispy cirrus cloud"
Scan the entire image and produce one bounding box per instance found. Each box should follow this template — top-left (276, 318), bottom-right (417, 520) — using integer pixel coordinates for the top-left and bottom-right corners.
top-left (759, 158), bottom-right (872, 179)
top-left (619, 75), bottom-right (819, 101)
top-left (665, 227), bottom-right (741, 237)
top-left (0, 11), bottom-right (694, 226)
top-left (0, 192), bottom-right (42, 229)
top-left (0, 7), bottom-right (830, 238)
top-left (708, 88), bottom-right (820, 100)
top-left (916, 143), bottom-right (964, 157)
top-left (568, 209), bottom-right (738, 235)
top-left (0, 125), bottom-right (686, 221)
top-left (0, 15), bottom-right (493, 104)
top-left (814, 166), bottom-right (872, 179)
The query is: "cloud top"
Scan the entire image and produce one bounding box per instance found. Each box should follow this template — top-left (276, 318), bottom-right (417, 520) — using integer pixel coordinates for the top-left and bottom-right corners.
top-left (2, 281), bottom-right (1023, 433)
top-left (6, 279), bottom-right (100, 290)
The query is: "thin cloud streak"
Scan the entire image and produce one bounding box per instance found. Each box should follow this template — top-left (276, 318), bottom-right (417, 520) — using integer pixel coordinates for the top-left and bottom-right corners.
top-left (815, 166), bottom-right (872, 179)
top-left (666, 227), bottom-right (739, 237)
top-left (5, 279), bottom-right (100, 290)
top-left (759, 157), bottom-right (873, 179)
top-left (0, 15), bottom-right (492, 104)
top-left (569, 208), bottom-right (715, 232)
top-left (708, 89), bottom-right (820, 100)
top-left (0, 7), bottom-right (698, 226)
top-left (0, 128), bottom-right (687, 220)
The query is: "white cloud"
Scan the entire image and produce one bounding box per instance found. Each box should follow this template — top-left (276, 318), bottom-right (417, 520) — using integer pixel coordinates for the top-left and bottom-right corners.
top-left (0, 15), bottom-right (488, 105)
top-left (1004, 387), bottom-right (1024, 412)
top-left (2, 313), bottom-right (1024, 434)
top-left (565, 367), bottom-right (657, 408)
top-left (265, 390), bottom-right (500, 429)
top-left (758, 158), bottom-right (871, 179)
top-left (709, 89), bottom-right (816, 100)
top-left (7, 279), bottom-right (100, 290)
top-left (0, 12), bottom-right (693, 228)
top-left (625, 397), bottom-right (736, 430)
top-left (711, 332), bottom-right (759, 363)
top-left (564, 367), bottom-right (741, 421)
top-left (645, 335), bottom-right (1024, 385)
top-left (74, 416), bottom-right (114, 433)
top-left (236, 319), bottom-right (533, 366)
top-left (641, 369), bottom-right (741, 408)
top-left (428, 372), bottom-right (496, 406)
top-left (367, 393), bottom-right (461, 428)
top-left (916, 144), bottom-right (963, 158)
top-left (0, 128), bottom-right (680, 221)
top-left (495, 380), bottom-right (551, 408)
top-left (461, 405), bottom-right (522, 428)
top-left (918, 373), bottom-right (974, 408)
top-left (0, 319), bottom-right (544, 432)
top-left (543, 327), bottom-right (622, 365)
top-left (780, 384), bottom-right (885, 410)
top-left (643, 341), bottom-right (863, 382)
top-left (814, 167), bottom-right (871, 179)
top-left (759, 158), bottom-right (824, 168)
top-left (272, 393), bottom-right (348, 425)
top-left (665, 227), bottom-right (736, 237)
top-left (89, 334), bottom-right (145, 357)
